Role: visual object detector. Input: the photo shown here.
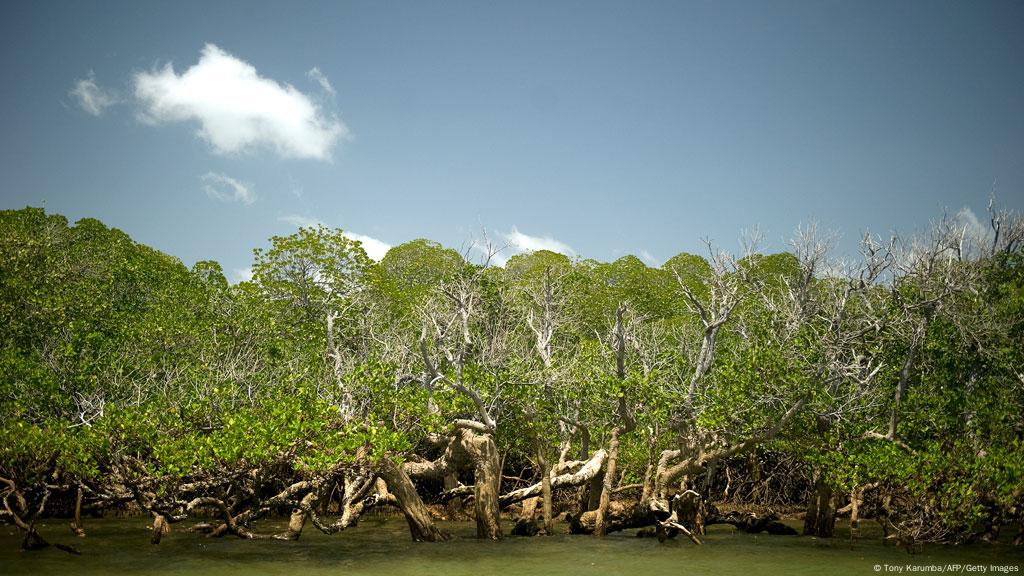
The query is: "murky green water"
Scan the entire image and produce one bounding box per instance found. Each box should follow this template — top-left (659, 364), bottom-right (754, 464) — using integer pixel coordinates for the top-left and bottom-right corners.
top-left (2, 517), bottom-right (1021, 575)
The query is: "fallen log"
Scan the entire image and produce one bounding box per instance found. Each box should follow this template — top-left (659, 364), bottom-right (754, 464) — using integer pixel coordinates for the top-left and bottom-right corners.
top-left (568, 500), bottom-right (656, 535)
top-left (706, 509), bottom-right (798, 536)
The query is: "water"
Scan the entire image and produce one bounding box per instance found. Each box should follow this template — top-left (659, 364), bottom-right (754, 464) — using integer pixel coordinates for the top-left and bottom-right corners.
top-left (2, 517), bottom-right (1021, 575)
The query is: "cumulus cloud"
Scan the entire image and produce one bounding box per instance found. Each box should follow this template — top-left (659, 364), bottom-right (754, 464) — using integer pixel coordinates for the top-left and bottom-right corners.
top-left (201, 172), bottom-right (255, 205)
top-left (307, 67), bottom-right (335, 96)
top-left (70, 71), bottom-right (121, 116)
top-left (481, 227), bottom-right (575, 266)
top-left (344, 231), bottom-right (391, 261)
top-left (134, 44), bottom-right (347, 160)
top-left (503, 227), bottom-right (575, 256)
top-left (278, 215), bottom-right (392, 261)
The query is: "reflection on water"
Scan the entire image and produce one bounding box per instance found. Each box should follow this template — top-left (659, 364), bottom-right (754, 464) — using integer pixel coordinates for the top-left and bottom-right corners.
top-left (2, 516), bottom-right (1021, 575)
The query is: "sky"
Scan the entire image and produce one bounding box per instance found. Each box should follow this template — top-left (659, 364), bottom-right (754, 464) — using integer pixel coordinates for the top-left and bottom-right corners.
top-left (1, 0), bottom-right (1022, 280)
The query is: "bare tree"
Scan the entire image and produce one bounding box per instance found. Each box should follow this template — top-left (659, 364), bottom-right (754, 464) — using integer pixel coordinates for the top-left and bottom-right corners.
top-left (413, 241), bottom-right (505, 539)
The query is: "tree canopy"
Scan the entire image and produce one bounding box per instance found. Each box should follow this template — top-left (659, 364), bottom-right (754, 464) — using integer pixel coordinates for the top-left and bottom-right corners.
top-left (1, 206), bottom-right (1022, 549)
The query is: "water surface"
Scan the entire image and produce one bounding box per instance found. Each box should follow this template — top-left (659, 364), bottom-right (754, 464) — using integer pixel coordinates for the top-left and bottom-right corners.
top-left (2, 517), bottom-right (1021, 575)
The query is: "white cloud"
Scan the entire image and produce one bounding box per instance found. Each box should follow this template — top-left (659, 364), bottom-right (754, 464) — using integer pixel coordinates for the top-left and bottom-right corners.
top-left (483, 250), bottom-right (510, 267)
top-left (949, 206), bottom-right (998, 257)
top-left (955, 207), bottom-right (993, 244)
top-left (503, 227), bottom-right (575, 256)
top-left (482, 227), bottom-right (575, 266)
top-left (307, 66), bottom-right (335, 96)
top-left (201, 172), bottom-right (255, 205)
top-left (278, 214), bottom-right (325, 228)
top-left (232, 267), bottom-right (253, 283)
top-left (70, 71), bottom-right (121, 116)
top-left (134, 44), bottom-right (347, 160)
top-left (344, 231), bottom-right (391, 261)
top-left (277, 215), bottom-right (391, 261)
top-left (638, 249), bottom-right (659, 267)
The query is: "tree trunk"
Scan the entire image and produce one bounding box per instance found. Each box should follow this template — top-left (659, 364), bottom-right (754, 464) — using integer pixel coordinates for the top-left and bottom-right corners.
top-left (378, 459), bottom-right (449, 542)
top-left (69, 485), bottom-right (85, 537)
top-left (674, 490), bottom-right (706, 536)
top-left (150, 513), bottom-right (169, 545)
top-left (1014, 512), bottom-right (1023, 546)
top-left (442, 472), bottom-right (462, 519)
top-left (512, 497), bottom-right (540, 536)
top-left (849, 487), bottom-right (862, 534)
top-left (274, 492), bottom-right (316, 540)
top-left (803, 472), bottom-right (836, 538)
top-left (641, 438), bottom-right (656, 502)
top-left (540, 460), bottom-right (553, 535)
top-left (594, 428), bottom-right (620, 537)
top-left (570, 500), bottom-right (655, 535)
top-left (583, 469), bottom-right (604, 512)
top-left (286, 501), bottom-right (311, 540)
top-left (459, 430), bottom-right (503, 540)
top-left (841, 482), bottom-right (878, 538)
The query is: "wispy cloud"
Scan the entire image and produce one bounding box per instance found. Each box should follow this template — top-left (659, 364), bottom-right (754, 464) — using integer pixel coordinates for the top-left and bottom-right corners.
top-left (134, 44), bottom-right (347, 160)
top-left (70, 71), bottom-right (121, 116)
top-left (232, 267), bottom-right (253, 283)
top-left (955, 207), bottom-right (992, 241)
top-left (201, 172), bottom-right (254, 205)
top-left (307, 66), bottom-right (335, 97)
top-left (278, 214), bottom-right (325, 228)
top-left (278, 214), bottom-right (392, 261)
top-left (638, 249), bottom-right (659, 267)
top-left (954, 206), bottom-right (995, 254)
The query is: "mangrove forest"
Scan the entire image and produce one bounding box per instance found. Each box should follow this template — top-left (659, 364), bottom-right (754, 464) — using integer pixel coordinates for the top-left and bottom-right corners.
top-left (2, 204), bottom-right (1023, 562)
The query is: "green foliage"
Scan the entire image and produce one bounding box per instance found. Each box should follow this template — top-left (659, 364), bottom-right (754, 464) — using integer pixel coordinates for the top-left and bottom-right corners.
top-left (1, 206), bottom-right (1021, 545)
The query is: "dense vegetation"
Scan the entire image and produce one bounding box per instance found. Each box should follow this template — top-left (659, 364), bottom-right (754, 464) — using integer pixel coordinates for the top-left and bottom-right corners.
top-left (2, 205), bottom-right (1022, 551)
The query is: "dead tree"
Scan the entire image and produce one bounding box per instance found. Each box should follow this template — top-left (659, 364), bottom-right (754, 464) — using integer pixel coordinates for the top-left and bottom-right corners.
top-left (771, 226), bottom-right (892, 537)
top-left (415, 250), bottom-right (506, 540)
top-left (652, 240), bottom-right (795, 518)
top-left (594, 303), bottom-right (637, 536)
top-left (861, 216), bottom-right (972, 449)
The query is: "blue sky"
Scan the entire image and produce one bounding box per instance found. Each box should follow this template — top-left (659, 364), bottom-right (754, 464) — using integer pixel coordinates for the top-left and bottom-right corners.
top-left (2, 0), bottom-right (1022, 280)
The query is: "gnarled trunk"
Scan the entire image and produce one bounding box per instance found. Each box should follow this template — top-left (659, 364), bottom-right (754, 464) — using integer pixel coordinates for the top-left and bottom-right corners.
top-left (460, 429), bottom-right (502, 540)
top-left (593, 428), bottom-right (621, 536)
top-left (378, 459), bottom-right (449, 542)
top-left (672, 490), bottom-right (706, 536)
top-left (274, 492), bottom-right (316, 540)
